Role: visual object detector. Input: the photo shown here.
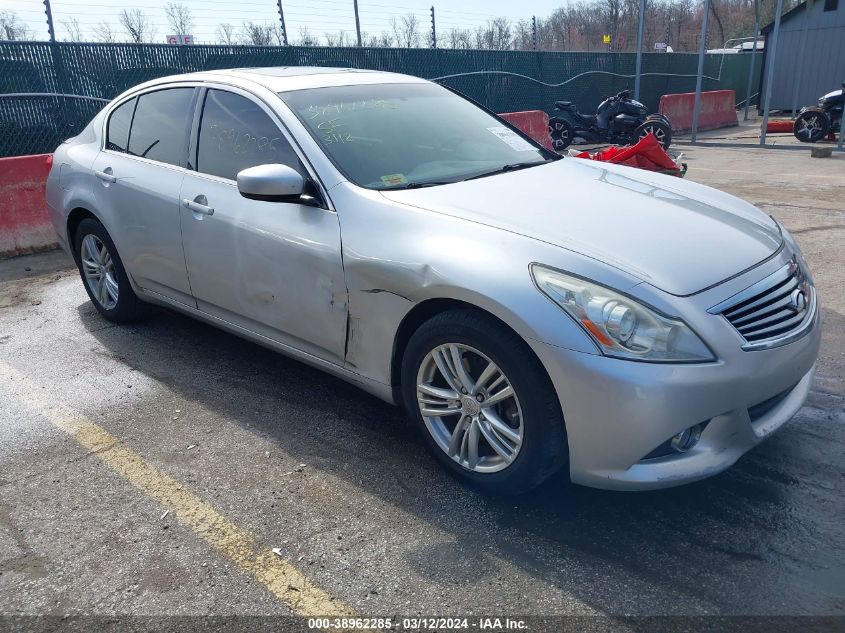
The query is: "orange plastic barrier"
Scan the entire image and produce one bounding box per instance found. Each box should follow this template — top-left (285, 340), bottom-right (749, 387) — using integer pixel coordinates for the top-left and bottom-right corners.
top-left (658, 90), bottom-right (739, 134)
top-left (498, 110), bottom-right (554, 150)
top-left (0, 154), bottom-right (57, 258)
top-left (766, 120), bottom-right (794, 133)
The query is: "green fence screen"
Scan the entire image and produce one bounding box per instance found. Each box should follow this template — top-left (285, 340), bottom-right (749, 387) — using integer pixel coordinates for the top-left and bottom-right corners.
top-left (0, 41), bottom-right (761, 157)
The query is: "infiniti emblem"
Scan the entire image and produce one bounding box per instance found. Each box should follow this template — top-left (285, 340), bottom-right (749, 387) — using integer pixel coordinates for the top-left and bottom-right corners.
top-left (787, 288), bottom-right (808, 313)
top-left (461, 395), bottom-right (481, 416)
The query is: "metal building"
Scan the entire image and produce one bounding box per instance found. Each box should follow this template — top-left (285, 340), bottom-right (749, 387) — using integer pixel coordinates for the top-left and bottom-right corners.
top-left (759, 0), bottom-right (845, 112)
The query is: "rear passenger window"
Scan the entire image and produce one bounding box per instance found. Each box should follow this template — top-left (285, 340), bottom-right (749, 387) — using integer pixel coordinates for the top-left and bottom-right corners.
top-left (196, 89), bottom-right (303, 181)
top-left (106, 97), bottom-right (136, 152)
top-left (127, 88), bottom-right (194, 166)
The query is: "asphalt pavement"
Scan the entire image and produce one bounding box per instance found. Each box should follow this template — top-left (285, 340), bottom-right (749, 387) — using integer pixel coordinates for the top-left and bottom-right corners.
top-left (0, 144), bottom-right (843, 630)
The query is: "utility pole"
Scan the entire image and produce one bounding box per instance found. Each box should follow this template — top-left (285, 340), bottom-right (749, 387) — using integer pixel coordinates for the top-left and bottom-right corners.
top-left (634, 0), bottom-right (646, 100)
top-left (276, 0), bottom-right (288, 45)
top-left (743, 0), bottom-right (760, 121)
top-left (354, 0), bottom-right (362, 46)
top-left (789, 0), bottom-right (812, 115)
top-left (690, 0), bottom-right (711, 142)
top-left (430, 6), bottom-right (436, 48)
top-left (43, 0), bottom-right (56, 42)
top-left (759, 0), bottom-right (785, 145)
top-left (531, 16), bottom-right (538, 50)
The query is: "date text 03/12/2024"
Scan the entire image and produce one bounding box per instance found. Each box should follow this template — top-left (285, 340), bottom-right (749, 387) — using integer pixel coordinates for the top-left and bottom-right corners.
top-left (307, 618), bottom-right (529, 630)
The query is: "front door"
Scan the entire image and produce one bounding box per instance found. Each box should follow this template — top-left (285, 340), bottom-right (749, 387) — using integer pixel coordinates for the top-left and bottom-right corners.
top-left (91, 87), bottom-right (196, 306)
top-left (179, 88), bottom-right (347, 364)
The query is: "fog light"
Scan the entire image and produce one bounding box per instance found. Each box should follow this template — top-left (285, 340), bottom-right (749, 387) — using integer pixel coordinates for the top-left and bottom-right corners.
top-left (670, 424), bottom-right (702, 453)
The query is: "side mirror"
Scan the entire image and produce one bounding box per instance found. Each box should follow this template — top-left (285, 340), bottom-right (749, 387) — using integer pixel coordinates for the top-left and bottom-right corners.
top-left (236, 164), bottom-right (305, 202)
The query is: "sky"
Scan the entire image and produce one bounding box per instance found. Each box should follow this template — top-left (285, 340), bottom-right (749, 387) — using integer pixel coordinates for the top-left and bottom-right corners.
top-left (5, 0), bottom-right (568, 44)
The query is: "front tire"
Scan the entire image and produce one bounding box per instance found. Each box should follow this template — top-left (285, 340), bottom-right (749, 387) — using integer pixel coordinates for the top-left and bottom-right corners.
top-left (74, 217), bottom-right (145, 323)
top-left (401, 309), bottom-right (568, 494)
top-left (793, 110), bottom-right (830, 143)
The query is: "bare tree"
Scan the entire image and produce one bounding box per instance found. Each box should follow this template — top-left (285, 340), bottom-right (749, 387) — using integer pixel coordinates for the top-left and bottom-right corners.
top-left (216, 22), bottom-right (236, 45)
top-left (375, 32), bottom-right (395, 47)
top-left (391, 14), bottom-right (420, 48)
top-left (324, 30), bottom-right (351, 46)
top-left (270, 24), bottom-right (289, 45)
top-left (362, 31), bottom-right (394, 47)
top-left (240, 21), bottom-right (274, 45)
top-left (119, 9), bottom-right (155, 43)
top-left (481, 17), bottom-right (513, 50)
top-left (708, 0), bottom-right (726, 47)
top-left (298, 26), bottom-right (320, 46)
top-left (445, 27), bottom-right (472, 49)
top-left (512, 19), bottom-right (533, 50)
top-left (93, 21), bottom-right (118, 43)
top-left (0, 10), bottom-right (34, 41)
top-left (165, 3), bottom-right (193, 35)
top-left (61, 17), bottom-right (84, 42)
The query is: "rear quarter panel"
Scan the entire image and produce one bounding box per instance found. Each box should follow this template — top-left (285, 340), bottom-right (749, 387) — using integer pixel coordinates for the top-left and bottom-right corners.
top-left (46, 116), bottom-right (104, 251)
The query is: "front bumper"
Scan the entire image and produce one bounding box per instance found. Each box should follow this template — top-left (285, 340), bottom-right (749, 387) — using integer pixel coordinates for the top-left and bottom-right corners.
top-left (529, 294), bottom-right (821, 491)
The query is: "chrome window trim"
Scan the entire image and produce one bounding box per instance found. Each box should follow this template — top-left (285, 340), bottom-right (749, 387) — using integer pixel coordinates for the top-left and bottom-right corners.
top-left (99, 148), bottom-right (195, 175)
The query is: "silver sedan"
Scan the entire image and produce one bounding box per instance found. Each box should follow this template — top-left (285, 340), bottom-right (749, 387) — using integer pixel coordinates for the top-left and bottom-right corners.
top-left (46, 68), bottom-right (820, 493)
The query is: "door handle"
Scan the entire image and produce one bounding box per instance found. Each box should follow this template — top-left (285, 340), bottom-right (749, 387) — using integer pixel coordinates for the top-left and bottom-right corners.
top-left (182, 197), bottom-right (214, 216)
top-left (94, 169), bottom-right (116, 183)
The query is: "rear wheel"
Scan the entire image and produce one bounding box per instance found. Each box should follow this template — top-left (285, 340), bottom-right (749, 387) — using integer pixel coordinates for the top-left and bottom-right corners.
top-left (549, 117), bottom-right (573, 151)
top-left (635, 119), bottom-right (672, 149)
top-left (401, 309), bottom-right (568, 494)
top-left (74, 218), bottom-right (145, 323)
top-left (793, 110), bottom-right (830, 143)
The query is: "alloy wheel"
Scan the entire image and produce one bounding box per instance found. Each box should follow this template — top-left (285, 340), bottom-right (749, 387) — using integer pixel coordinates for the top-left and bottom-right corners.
top-left (416, 343), bottom-right (524, 473)
top-left (795, 113), bottom-right (826, 141)
top-left (80, 234), bottom-right (119, 310)
top-left (550, 120), bottom-right (571, 151)
top-left (639, 123), bottom-right (666, 145)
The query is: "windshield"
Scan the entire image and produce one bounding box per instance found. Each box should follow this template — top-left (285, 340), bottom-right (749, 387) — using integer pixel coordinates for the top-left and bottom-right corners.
top-left (280, 83), bottom-right (551, 189)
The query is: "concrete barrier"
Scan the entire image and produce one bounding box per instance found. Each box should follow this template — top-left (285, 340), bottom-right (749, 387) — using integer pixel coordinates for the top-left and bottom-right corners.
top-left (498, 110), bottom-right (554, 150)
top-left (658, 90), bottom-right (738, 134)
top-left (0, 154), bottom-right (57, 258)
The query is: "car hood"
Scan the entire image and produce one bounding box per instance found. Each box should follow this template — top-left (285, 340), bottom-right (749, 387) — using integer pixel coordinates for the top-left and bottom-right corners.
top-left (380, 159), bottom-right (782, 296)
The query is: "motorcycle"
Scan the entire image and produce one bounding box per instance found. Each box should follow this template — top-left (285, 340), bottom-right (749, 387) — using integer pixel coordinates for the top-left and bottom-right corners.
top-left (548, 89), bottom-right (673, 151)
top-left (793, 84), bottom-right (843, 143)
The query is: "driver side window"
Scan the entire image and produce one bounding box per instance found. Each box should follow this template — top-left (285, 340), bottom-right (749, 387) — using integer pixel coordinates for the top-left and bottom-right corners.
top-left (196, 89), bottom-right (304, 181)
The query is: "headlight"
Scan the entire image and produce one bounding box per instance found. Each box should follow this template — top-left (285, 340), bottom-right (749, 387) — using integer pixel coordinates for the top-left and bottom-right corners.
top-left (531, 265), bottom-right (715, 362)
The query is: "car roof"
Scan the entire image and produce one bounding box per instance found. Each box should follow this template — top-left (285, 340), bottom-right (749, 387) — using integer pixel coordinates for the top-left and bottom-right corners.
top-left (137, 66), bottom-right (429, 94)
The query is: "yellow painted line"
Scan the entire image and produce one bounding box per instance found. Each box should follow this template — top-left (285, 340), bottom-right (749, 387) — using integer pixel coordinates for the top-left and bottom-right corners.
top-left (0, 362), bottom-right (350, 617)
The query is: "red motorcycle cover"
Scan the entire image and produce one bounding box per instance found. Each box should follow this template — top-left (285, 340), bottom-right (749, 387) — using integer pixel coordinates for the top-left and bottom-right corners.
top-left (573, 133), bottom-right (682, 176)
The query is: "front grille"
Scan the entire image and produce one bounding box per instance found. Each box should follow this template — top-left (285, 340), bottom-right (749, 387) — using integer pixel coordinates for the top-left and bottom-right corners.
top-left (711, 256), bottom-right (813, 347)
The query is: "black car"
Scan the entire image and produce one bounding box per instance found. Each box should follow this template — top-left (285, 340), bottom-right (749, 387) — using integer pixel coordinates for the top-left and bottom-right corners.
top-left (793, 85), bottom-right (843, 143)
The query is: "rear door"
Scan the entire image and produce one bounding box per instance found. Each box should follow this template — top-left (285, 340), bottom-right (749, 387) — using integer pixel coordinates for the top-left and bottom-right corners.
top-left (179, 87), bottom-right (347, 364)
top-left (90, 87), bottom-right (196, 306)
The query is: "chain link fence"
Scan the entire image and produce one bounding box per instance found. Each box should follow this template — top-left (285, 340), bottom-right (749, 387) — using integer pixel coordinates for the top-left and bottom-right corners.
top-left (0, 41), bottom-right (759, 157)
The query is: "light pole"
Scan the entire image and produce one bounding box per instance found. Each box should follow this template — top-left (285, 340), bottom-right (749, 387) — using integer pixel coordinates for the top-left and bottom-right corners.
top-left (691, 0), bottom-right (711, 142)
